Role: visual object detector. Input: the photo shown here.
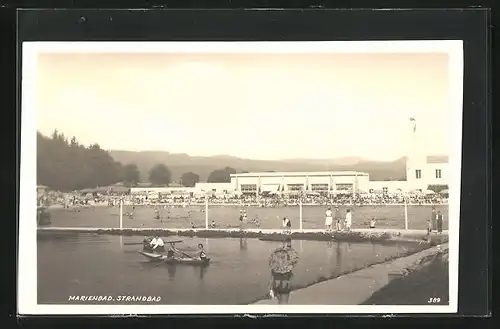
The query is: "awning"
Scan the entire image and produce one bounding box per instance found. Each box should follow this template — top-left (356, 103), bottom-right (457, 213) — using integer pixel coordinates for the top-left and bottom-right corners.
top-left (261, 185), bottom-right (280, 193)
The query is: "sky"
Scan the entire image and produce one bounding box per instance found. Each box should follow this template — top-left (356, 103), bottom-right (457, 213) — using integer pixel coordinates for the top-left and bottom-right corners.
top-left (35, 51), bottom-right (451, 161)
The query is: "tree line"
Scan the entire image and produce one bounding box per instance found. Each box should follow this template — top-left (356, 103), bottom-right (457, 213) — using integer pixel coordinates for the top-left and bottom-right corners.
top-left (37, 131), bottom-right (238, 191)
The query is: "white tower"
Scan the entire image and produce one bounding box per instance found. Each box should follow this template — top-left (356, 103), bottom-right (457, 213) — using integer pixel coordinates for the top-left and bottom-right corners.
top-left (406, 118), bottom-right (426, 190)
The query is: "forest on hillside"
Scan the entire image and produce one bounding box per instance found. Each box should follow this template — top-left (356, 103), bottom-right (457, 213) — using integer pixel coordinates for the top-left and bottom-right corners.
top-left (37, 131), bottom-right (239, 191)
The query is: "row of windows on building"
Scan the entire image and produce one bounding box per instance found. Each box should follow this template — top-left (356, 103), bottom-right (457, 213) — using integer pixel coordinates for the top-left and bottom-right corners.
top-left (239, 183), bottom-right (353, 192)
top-left (415, 169), bottom-right (442, 179)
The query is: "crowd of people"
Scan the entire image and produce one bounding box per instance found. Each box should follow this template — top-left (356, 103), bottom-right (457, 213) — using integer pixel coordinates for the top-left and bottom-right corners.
top-left (37, 189), bottom-right (447, 210)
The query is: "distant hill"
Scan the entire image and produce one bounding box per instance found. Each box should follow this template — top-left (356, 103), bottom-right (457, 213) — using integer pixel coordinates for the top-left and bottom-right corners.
top-left (108, 150), bottom-right (443, 183)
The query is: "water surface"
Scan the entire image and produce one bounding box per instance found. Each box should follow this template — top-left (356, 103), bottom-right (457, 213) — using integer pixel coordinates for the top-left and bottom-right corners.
top-left (38, 233), bottom-right (427, 304)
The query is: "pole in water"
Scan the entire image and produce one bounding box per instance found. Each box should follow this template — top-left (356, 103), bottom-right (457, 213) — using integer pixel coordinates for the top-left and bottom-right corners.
top-left (404, 196), bottom-right (408, 230)
top-left (119, 198), bottom-right (123, 229)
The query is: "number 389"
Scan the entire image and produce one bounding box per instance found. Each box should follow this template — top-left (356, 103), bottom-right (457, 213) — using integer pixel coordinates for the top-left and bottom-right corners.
top-left (428, 297), bottom-right (441, 304)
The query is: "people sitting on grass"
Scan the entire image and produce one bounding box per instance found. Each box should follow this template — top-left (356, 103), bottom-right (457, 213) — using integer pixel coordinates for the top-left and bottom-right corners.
top-left (249, 216), bottom-right (260, 228)
top-left (210, 220), bottom-right (216, 228)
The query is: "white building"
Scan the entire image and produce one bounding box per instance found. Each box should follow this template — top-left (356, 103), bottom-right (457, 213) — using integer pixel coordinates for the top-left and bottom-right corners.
top-left (193, 182), bottom-right (235, 196)
top-left (366, 117), bottom-right (448, 193)
top-left (403, 117), bottom-right (448, 191)
top-left (230, 171), bottom-right (369, 195)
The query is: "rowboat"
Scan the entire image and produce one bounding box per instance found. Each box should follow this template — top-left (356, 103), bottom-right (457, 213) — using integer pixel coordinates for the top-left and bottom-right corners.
top-left (142, 245), bottom-right (166, 253)
top-left (164, 256), bottom-right (210, 266)
top-left (140, 238), bottom-right (197, 253)
top-left (138, 251), bottom-right (164, 261)
top-left (138, 251), bottom-right (210, 266)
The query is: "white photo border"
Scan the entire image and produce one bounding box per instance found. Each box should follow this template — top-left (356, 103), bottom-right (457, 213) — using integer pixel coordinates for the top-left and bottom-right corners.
top-left (18, 40), bottom-right (463, 315)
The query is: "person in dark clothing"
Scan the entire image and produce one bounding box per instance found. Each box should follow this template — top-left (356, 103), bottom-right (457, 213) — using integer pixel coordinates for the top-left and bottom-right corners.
top-left (431, 207), bottom-right (437, 232)
top-left (268, 237), bottom-right (299, 304)
top-left (436, 211), bottom-right (443, 233)
top-left (198, 243), bottom-right (207, 260)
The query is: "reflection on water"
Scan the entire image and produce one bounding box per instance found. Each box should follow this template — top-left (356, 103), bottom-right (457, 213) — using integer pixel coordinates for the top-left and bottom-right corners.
top-left (239, 237), bottom-right (247, 251)
top-left (37, 233), bottom-right (424, 305)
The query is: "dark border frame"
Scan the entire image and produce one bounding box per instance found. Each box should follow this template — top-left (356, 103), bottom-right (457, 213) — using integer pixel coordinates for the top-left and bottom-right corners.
top-left (12, 8), bottom-right (490, 324)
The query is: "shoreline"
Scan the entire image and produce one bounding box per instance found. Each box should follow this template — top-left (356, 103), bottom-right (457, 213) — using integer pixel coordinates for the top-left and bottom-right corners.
top-left (251, 243), bottom-right (449, 305)
top-left (37, 227), bottom-right (448, 244)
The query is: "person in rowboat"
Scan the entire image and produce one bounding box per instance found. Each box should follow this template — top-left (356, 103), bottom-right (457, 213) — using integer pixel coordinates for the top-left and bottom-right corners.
top-left (149, 235), bottom-right (164, 252)
top-left (197, 243), bottom-right (207, 260)
top-left (166, 242), bottom-right (176, 259)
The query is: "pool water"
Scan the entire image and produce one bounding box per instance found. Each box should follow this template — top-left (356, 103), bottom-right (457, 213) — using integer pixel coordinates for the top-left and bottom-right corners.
top-left (37, 233), bottom-right (428, 305)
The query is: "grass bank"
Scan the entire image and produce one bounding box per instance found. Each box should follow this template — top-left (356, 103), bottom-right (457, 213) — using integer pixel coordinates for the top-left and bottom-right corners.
top-left (362, 249), bottom-right (449, 305)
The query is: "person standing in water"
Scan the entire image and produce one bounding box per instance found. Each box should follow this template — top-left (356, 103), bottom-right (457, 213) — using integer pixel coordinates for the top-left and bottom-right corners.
top-left (268, 237), bottom-right (299, 304)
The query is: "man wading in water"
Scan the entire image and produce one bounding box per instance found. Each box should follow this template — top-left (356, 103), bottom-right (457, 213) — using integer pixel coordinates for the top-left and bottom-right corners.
top-left (268, 237), bottom-right (299, 304)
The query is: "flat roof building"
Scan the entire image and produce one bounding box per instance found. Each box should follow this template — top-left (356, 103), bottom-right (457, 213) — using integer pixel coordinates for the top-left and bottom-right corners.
top-left (230, 171), bottom-right (369, 195)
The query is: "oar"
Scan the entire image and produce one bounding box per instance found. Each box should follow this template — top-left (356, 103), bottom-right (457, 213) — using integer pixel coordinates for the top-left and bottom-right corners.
top-left (124, 240), bottom-right (183, 246)
top-left (172, 247), bottom-right (196, 259)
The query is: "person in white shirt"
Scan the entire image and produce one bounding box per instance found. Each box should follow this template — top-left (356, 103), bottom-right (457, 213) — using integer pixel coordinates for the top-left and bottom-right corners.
top-left (324, 207), bottom-right (333, 232)
top-left (150, 235), bottom-right (164, 251)
top-left (282, 217), bottom-right (291, 234)
top-left (344, 209), bottom-right (352, 231)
